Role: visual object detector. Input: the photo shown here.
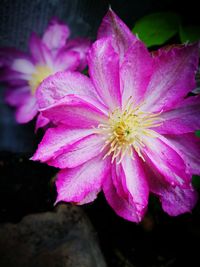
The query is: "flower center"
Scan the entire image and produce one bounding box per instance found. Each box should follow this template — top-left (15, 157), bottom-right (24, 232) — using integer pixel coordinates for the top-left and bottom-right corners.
top-left (29, 65), bottom-right (53, 94)
top-left (97, 98), bottom-right (161, 163)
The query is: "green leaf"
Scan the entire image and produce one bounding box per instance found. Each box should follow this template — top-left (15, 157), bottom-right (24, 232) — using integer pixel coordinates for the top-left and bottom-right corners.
top-left (192, 175), bottom-right (200, 190)
top-left (179, 25), bottom-right (200, 43)
top-left (132, 12), bottom-right (180, 47)
top-left (195, 130), bottom-right (200, 138)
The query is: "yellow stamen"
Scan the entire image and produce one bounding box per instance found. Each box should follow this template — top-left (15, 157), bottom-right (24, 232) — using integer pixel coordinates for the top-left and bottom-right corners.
top-left (29, 65), bottom-right (53, 94)
top-left (96, 97), bottom-right (162, 163)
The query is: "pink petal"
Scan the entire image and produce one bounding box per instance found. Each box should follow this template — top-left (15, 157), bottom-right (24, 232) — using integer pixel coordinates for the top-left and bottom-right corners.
top-left (120, 40), bottom-right (153, 107)
top-left (42, 18), bottom-right (70, 51)
top-left (29, 33), bottom-right (53, 66)
top-left (165, 133), bottom-right (200, 176)
top-left (120, 155), bottom-right (149, 214)
top-left (142, 44), bottom-right (199, 113)
top-left (155, 95), bottom-right (200, 134)
top-left (0, 47), bottom-right (29, 66)
top-left (12, 58), bottom-right (35, 74)
top-left (54, 50), bottom-right (80, 71)
top-left (5, 86), bottom-right (30, 107)
top-left (35, 113), bottom-right (49, 131)
top-left (77, 190), bottom-right (101, 205)
top-left (0, 68), bottom-right (30, 84)
top-left (160, 185), bottom-right (198, 216)
top-left (97, 9), bottom-right (137, 62)
top-left (48, 134), bottom-right (104, 168)
top-left (32, 125), bottom-right (93, 162)
top-left (56, 155), bottom-right (110, 203)
top-left (36, 71), bottom-right (104, 110)
top-left (88, 38), bottom-right (121, 110)
top-left (143, 136), bottom-right (190, 187)
top-left (103, 173), bottom-right (142, 223)
top-left (145, 163), bottom-right (198, 216)
top-left (40, 95), bottom-right (107, 128)
top-left (15, 95), bottom-right (38, 123)
top-left (66, 38), bottom-right (91, 71)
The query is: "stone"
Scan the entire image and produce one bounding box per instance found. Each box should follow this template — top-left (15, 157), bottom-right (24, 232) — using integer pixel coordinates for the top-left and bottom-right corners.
top-left (0, 204), bottom-right (107, 267)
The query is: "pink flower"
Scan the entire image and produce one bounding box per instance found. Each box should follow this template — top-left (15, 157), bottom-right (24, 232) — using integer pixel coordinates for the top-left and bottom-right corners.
top-left (0, 18), bottom-right (91, 127)
top-left (32, 10), bottom-right (200, 222)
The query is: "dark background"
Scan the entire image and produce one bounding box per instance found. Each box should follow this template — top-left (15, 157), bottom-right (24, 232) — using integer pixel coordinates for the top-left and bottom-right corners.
top-left (0, 1), bottom-right (200, 266)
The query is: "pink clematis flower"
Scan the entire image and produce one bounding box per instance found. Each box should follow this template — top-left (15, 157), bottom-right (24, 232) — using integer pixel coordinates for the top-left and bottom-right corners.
top-left (32, 10), bottom-right (200, 222)
top-left (0, 18), bottom-right (91, 127)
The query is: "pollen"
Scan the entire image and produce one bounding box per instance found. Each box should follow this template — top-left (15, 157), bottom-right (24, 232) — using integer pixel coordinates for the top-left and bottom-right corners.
top-left (29, 65), bottom-right (53, 94)
top-left (97, 98), bottom-right (162, 164)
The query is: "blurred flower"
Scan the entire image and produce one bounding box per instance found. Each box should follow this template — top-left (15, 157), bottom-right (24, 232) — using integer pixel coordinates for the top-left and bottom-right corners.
top-left (0, 18), bottom-right (90, 127)
top-left (32, 10), bottom-right (200, 222)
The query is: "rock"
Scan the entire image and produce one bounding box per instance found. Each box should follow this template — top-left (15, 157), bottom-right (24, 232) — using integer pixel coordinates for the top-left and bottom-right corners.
top-left (0, 204), bottom-right (107, 267)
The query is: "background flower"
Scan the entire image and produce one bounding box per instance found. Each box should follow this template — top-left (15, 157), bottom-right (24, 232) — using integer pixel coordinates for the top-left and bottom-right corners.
top-left (32, 10), bottom-right (200, 222)
top-left (0, 18), bottom-right (91, 127)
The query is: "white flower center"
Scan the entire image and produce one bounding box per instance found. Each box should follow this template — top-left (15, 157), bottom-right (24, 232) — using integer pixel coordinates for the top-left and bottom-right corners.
top-left (29, 65), bottom-right (53, 94)
top-left (97, 98), bottom-right (162, 163)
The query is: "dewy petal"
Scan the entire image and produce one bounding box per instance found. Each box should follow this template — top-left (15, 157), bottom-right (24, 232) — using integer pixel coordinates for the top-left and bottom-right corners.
top-left (48, 134), bottom-right (104, 169)
top-left (143, 136), bottom-right (190, 187)
top-left (15, 95), bottom-right (38, 123)
top-left (54, 50), bottom-right (80, 71)
top-left (120, 40), bottom-right (153, 107)
top-left (120, 155), bottom-right (149, 215)
top-left (97, 9), bottom-right (137, 61)
top-left (42, 18), bottom-right (70, 51)
top-left (145, 163), bottom-right (198, 216)
top-left (66, 38), bottom-right (91, 71)
top-left (56, 155), bottom-right (110, 203)
top-left (103, 173), bottom-right (142, 223)
top-left (11, 58), bottom-right (35, 74)
top-left (142, 44), bottom-right (199, 113)
top-left (88, 38), bottom-right (121, 110)
top-left (40, 95), bottom-right (107, 128)
top-left (160, 185), bottom-right (198, 216)
top-left (36, 71), bottom-right (104, 110)
top-left (5, 86), bottom-right (30, 107)
top-left (29, 33), bottom-right (53, 66)
top-left (155, 95), bottom-right (200, 134)
top-left (32, 125), bottom-right (94, 162)
top-left (165, 133), bottom-right (200, 176)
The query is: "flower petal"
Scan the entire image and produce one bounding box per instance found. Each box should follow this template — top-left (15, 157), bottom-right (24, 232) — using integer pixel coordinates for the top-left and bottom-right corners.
top-left (11, 58), bottom-right (35, 74)
top-left (29, 33), bottom-right (53, 66)
top-left (56, 155), bottom-right (110, 203)
top-left (5, 86), bottom-right (30, 107)
top-left (143, 136), bottom-right (190, 186)
top-left (42, 18), bottom-right (70, 51)
top-left (165, 133), bottom-right (200, 176)
top-left (32, 125), bottom-right (93, 162)
top-left (97, 9), bottom-right (137, 61)
top-left (120, 155), bottom-right (149, 214)
top-left (15, 95), bottom-right (38, 123)
top-left (103, 173), bottom-right (142, 223)
top-left (145, 163), bottom-right (198, 216)
top-left (155, 95), bottom-right (200, 134)
top-left (159, 185), bottom-right (198, 216)
top-left (0, 47), bottom-right (29, 66)
top-left (54, 50), bottom-right (80, 71)
top-left (48, 134), bottom-right (104, 168)
top-left (120, 40), bottom-right (153, 106)
top-left (142, 44), bottom-right (199, 113)
top-left (66, 38), bottom-right (91, 71)
top-left (35, 113), bottom-right (49, 131)
top-left (40, 95), bottom-right (107, 128)
top-left (88, 38), bottom-right (121, 110)
top-left (36, 71), bottom-right (103, 110)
